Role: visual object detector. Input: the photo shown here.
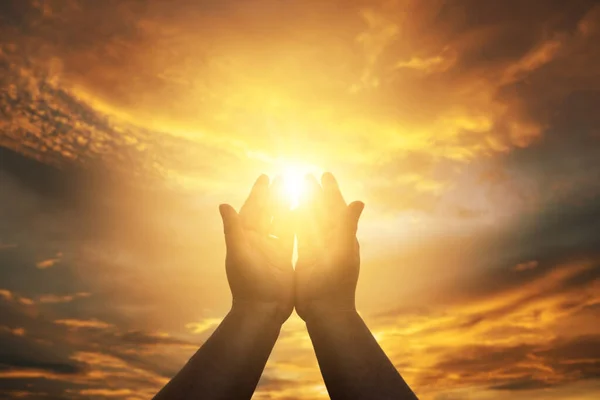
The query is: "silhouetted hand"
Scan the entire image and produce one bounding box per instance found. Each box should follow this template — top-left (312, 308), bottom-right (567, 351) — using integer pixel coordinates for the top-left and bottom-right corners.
top-left (295, 173), bottom-right (364, 321)
top-left (219, 175), bottom-right (294, 324)
top-left (155, 173), bottom-right (417, 400)
top-left (154, 175), bottom-right (295, 400)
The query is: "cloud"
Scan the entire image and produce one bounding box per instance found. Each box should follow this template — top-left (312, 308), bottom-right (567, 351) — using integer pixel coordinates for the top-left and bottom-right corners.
top-left (35, 252), bottom-right (62, 269)
top-left (1, 0), bottom-right (599, 214)
top-left (0, 289), bottom-right (14, 301)
top-left (0, 289), bottom-right (35, 306)
top-left (70, 351), bottom-right (169, 387)
top-left (0, 368), bottom-right (79, 380)
top-left (0, 288), bottom-right (90, 306)
top-left (54, 319), bottom-right (114, 330)
top-left (77, 388), bottom-right (134, 397)
top-left (119, 331), bottom-right (196, 349)
top-left (363, 257), bottom-right (600, 397)
top-left (0, 333), bottom-right (86, 382)
top-left (424, 334), bottom-right (600, 392)
top-left (0, 326), bottom-right (25, 336)
top-left (1, 1), bottom-right (600, 399)
top-left (514, 260), bottom-right (539, 272)
top-left (185, 318), bottom-right (222, 335)
top-left (38, 292), bottom-right (91, 304)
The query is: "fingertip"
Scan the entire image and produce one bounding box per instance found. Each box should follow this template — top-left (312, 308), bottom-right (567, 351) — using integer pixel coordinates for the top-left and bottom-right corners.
top-left (219, 203), bottom-right (236, 220)
top-left (321, 171), bottom-right (335, 185)
top-left (349, 201), bottom-right (365, 219)
top-left (354, 200), bottom-right (365, 211)
top-left (219, 203), bottom-right (230, 217)
top-left (257, 174), bottom-right (270, 186)
top-left (246, 175), bottom-right (270, 208)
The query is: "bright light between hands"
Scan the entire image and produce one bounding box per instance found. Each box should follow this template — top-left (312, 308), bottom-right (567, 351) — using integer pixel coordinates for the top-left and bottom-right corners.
top-left (272, 162), bottom-right (321, 265)
top-left (283, 168), bottom-right (306, 209)
top-left (278, 163), bottom-right (321, 209)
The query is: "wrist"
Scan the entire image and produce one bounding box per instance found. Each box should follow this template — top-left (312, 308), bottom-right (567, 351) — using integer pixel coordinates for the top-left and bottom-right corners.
top-left (230, 300), bottom-right (289, 326)
top-left (301, 304), bottom-right (359, 325)
top-left (304, 309), bottom-right (362, 339)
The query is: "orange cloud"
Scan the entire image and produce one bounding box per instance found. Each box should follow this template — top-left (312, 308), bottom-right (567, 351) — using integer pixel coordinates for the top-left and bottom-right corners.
top-left (0, 289), bottom-right (14, 301)
top-left (0, 326), bottom-right (25, 336)
top-left (0, 288), bottom-right (34, 306)
top-left (78, 388), bottom-right (134, 397)
top-left (185, 318), bottom-right (222, 334)
top-left (3, 0), bottom-right (598, 215)
top-left (35, 252), bottom-right (63, 269)
top-left (54, 319), bottom-right (114, 329)
top-left (361, 259), bottom-right (600, 397)
top-left (514, 260), bottom-right (539, 272)
top-left (0, 369), bottom-right (76, 380)
top-left (71, 351), bottom-right (169, 388)
top-left (38, 292), bottom-right (91, 303)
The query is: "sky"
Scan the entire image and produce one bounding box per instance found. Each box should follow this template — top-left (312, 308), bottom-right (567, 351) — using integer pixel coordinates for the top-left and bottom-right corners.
top-left (1, 0), bottom-right (600, 399)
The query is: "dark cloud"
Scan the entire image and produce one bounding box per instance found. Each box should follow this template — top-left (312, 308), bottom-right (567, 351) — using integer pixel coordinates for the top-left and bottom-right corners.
top-left (422, 334), bottom-right (600, 391)
top-left (119, 331), bottom-right (196, 348)
top-left (0, 359), bottom-right (80, 376)
top-left (0, 325), bottom-right (86, 378)
top-left (0, 296), bottom-right (189, 398)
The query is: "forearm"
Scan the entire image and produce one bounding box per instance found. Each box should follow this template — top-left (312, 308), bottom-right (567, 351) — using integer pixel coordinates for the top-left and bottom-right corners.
top-left (306, 310), bottom-right (418, 400)
top-left (153, 303), bottom-right (282, 400)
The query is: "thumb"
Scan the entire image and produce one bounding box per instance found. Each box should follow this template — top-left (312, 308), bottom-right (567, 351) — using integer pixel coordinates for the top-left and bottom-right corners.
top-left (344, 201), bottom-right (364, 237)
top-left (219, 204), bottom-right (243, 248)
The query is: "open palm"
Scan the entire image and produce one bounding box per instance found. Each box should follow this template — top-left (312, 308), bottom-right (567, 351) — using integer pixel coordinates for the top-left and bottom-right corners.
top-left (294, 173), bottom-right (364, 321)
top-left (219, 175), bottom-right (295, 323)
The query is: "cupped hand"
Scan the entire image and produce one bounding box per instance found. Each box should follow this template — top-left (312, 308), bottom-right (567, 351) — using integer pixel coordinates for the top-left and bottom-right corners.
top-left (294, 173), bottom-right (364, 321)
top-left (219, 175), bottom-right (295, 324)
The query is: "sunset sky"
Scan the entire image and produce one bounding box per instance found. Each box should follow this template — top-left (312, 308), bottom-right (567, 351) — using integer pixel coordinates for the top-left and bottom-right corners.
top-left (1, 0), bottom-right (600, 399)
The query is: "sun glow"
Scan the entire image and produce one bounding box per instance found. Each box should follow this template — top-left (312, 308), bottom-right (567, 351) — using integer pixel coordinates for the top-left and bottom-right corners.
top-left (283, 169), bottom-right (306, 209)
top-left (278, 162), bottom-right (321, 209)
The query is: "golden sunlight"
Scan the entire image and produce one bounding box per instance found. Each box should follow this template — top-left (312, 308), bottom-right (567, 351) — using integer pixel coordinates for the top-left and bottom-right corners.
top-left (279, 163), bottom-right (321, 209)
top-left (282, 168), bottom-right (306, 209)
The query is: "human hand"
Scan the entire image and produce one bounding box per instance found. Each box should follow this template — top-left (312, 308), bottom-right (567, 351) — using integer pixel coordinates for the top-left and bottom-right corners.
top-left (294, 173), bottom-right (364, 321)
top-left (219, 175), bottom-right (295, 324)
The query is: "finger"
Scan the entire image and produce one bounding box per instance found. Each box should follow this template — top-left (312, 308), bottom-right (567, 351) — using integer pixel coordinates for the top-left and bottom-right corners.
top-left (321, 172), bottom-right (346, 230)
top-left (321, 172), bottom-right (346, 210)
top-left (301, 174), bottom-right (324, 222)
top-left (240, 174), bottom-right (270, 231)
top-left (271, 209), bottom-right (295, 260)
top-left (293, 206), bottom-right (318, 255)
top-left (295, 175), bottom-right (323, 256)
top-left (270, 177), bottom-right (294, 258)
top-left (219, 204), bottom-right (244, 249)
top-left (343, 201), bottom-right (365, 238)
top-left (269, 175), bottom-right (286, 213)
top-left (264, 176), bottom-right (285, 235)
